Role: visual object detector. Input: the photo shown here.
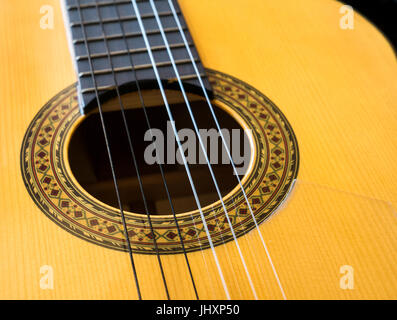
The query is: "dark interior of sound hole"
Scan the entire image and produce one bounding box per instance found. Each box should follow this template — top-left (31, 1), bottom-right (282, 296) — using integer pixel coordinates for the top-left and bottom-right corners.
top-left (68, 97), bottom-right (250, 215)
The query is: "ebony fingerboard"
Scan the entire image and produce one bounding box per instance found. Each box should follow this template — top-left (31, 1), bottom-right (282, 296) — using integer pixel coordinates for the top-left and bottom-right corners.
top-left (63, 0), bottom-right (211, 114)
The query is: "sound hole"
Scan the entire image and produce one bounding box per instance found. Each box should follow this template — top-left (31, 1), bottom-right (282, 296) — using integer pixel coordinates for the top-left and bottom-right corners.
top-left (68, 92), bottom-right (251, 215)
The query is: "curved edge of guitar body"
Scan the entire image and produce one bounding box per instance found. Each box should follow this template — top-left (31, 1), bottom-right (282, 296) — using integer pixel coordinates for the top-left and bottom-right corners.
top-left (0, 0), bottom-right (396, 299)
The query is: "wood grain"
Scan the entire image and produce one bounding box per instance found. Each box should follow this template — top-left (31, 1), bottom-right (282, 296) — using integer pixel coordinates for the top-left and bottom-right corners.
top-left (0, 0), bottom-right (396, 299)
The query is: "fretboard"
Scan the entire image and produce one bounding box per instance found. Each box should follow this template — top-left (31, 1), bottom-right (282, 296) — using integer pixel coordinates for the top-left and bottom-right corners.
top-left (62, 0), bottom-right (211, 114)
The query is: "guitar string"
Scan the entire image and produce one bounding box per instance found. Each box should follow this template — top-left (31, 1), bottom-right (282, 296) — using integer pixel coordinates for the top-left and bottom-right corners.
top-left (209, 203), bottom-right (244, 298)
top-left (146, 0), bottom-right (261, 298)
top-left (111, 0), bottom-right (200, 300)
top-left (131, 0), bottom-right (231, 300)
top-left (167, 0), bottom-right (287, 300)
top-left (137, 0), bottom-right (250, 298)
top-left (148, 0), bottom-right (258, 299)
top-left (75, 0), bottom-right (142, 300)
top-left (216, 96), bottom-right (272, 296)
top-left (92, 1), bottom-right (171, 300)
top-left (215, 95), bottom-right (273, 295)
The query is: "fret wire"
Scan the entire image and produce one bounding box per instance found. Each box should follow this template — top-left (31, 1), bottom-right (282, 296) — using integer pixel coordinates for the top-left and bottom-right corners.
top-left (78, 58), bottom-right (200, 77)
top-left (72, 27), bottom-right (187, 44)
top-left (76, 42), bottom-right (193, 60)
top-left (67, 0), bottom-right (163, 10)
top-left (80, 73), bottom-right (206, 94)
top-left (67, 0), bottom-right (131, 10)
top-left (170, 73), bottom-right (206, 81)
top-left (81, 85), bottom-right (116, 93)
top-left (70, 11), bottom-right (180, 27)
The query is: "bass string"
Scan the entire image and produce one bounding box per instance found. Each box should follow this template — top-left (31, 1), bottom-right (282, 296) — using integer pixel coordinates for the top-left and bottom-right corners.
top-left (147, 0), bottom-right (258, 299)
top-left (166, 0), bottom-right (287, 300)
top-left (131, 0), bottom-right (231, 300)
top-left (111, 0), bottom-right (200, 300)
top-left (75, 0), bottom-right (144, 299)
top-left (90, 0), bottom-right (172, 300)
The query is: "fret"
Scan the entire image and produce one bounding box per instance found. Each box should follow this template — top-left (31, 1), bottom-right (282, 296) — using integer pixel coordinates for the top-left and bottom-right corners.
top-left (81, 73), bottom-right (206, 94)
top-left (76, 43), bottom-right (193, 60)
top-left (69, 11), bottom-right (178, 27)
top-left (72, 27), bottom-right (187, 45)
top-left (63, 0), bottom-right (212, 113)
top-left (173, 73), bottom-right (207, 82)
top-left (67, 0), bottom-right (163, 11)
top-left (79, 58), bottom-right (199, 77)
top-left (67, 1), bottom-right (130, 10)
top-left (81, 85), bottom-right (117, 94)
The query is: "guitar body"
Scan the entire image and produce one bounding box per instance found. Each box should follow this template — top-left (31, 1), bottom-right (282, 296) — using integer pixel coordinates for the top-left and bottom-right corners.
top-left (0, 0), bottom-right (396, 299)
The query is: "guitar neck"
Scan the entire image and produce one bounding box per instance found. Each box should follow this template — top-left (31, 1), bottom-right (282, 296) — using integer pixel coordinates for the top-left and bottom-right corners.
top-left (62, 0), bottom-right (211, 114)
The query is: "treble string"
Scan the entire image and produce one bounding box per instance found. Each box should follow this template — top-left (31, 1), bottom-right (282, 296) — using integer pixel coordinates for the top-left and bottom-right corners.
top-left (131, 0), bottom-right (231, 300)
top-left (148, 0), bottom-right (258, 299)
top-left (75, 0), bottom-right (142, 300)
top-left (166, 0), bottom-right (287, 300)
top-left (111, 0), bottom-right (200, 300)
top-left (91, 1), bottom-right (171, 300)
top-left (209, 203), bottom-right (244, 298)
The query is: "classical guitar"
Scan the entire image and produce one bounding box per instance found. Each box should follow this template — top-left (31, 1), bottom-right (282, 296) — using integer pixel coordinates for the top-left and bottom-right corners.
top-left (0, 0), bottom-right (396, 300)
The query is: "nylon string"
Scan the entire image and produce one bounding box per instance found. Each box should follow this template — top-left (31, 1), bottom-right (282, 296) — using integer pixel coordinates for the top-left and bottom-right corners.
top-left (167, 0), bottom-right (287, 300)
top-left (148, 0), bottom-right (258, 300)
top-left (131, 0), bottom-right (231, 300)
top-left (111, 0), bottom-right (201, 300)
top-left (75, 0), bottom-right (142, 300)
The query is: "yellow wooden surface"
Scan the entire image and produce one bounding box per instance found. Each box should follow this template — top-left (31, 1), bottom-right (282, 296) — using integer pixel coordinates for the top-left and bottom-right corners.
top-left (0, 0), bottom-right (396, 299)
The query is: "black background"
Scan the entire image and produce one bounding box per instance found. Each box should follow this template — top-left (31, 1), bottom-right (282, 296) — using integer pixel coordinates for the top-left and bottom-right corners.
top-left (0, 300), bottom-right (394, 317)
top-left (342, 0), bottom-right (397, 52)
